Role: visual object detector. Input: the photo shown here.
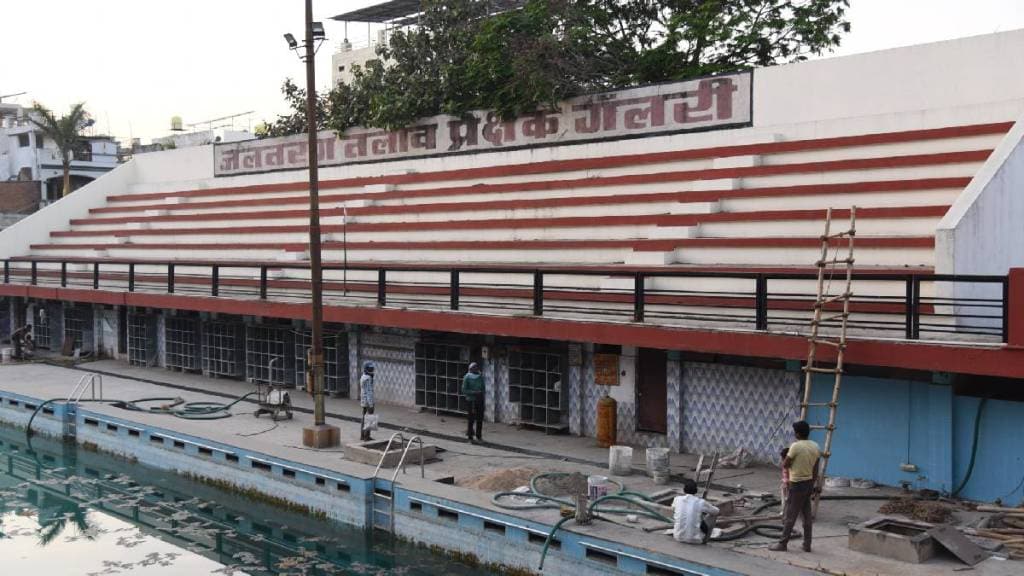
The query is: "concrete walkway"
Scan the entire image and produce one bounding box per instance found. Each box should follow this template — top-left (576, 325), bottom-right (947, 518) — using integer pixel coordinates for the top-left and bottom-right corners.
top-left (0, 358), bottom-right (1018, 576)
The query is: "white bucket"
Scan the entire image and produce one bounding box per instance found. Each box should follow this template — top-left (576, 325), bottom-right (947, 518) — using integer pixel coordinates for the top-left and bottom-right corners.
top-left (646, 447), bottom-right (671, 484)
top-left (608, 445), bottom-right (633, 476)
top-left (0, 348), bottom-right (11, 363)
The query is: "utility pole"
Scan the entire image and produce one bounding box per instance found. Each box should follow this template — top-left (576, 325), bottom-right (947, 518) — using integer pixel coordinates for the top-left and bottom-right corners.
top-left (300, 0), bottom-right (340, 448)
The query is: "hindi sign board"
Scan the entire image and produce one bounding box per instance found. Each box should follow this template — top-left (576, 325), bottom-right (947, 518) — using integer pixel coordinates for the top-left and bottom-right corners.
top-left (215, 71), bottom-right (752, 177)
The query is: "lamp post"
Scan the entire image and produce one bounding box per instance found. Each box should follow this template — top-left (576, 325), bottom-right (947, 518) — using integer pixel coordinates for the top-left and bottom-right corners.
top-left (288, 0), bottom-right (339, 448)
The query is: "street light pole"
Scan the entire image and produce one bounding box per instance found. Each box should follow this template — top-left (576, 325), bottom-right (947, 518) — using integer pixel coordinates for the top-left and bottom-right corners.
top-left (300, 0), bottom-right (339, 448)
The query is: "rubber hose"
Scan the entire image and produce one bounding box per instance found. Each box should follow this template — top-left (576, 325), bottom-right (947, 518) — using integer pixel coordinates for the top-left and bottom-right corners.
top-left (952, 397), bottom-right (988, 497)
top-left (537, 516), bottom-right (573, 571)
top-left (529, 472), bottom-right (624, 497)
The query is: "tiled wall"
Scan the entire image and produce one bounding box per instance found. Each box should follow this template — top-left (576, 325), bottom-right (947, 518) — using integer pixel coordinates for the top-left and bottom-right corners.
top-left (357, 330), bottom-right (417, 408)
top-left (681, 362), bottom-right (799, 463)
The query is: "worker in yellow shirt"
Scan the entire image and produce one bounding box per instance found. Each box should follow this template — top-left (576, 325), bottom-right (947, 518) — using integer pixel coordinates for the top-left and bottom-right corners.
top-left (770, 420), bottom-right (821, 553)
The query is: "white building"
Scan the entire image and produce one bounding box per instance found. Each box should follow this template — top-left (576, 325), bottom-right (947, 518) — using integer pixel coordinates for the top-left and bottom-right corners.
top-left (0, 102), bottom-right (119, 203)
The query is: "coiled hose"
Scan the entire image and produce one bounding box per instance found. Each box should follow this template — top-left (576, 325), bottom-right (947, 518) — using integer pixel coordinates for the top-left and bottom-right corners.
top-left (25, 392), bottom-right (258, 443)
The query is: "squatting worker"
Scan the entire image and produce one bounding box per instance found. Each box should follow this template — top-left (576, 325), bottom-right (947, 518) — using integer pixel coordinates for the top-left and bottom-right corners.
top-left (359, 361), bottom-right (376, 441)
top-left (672, 479), bottom-right (719, 544)
top-left (770, 420), bottom-right (822, 553)
top-left (461, 362), bottom-right (485, 444)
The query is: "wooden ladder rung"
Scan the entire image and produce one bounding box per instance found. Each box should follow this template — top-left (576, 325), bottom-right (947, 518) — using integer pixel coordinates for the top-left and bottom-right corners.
top-left (809, 339), bottom-right (845, 349)
top-left (816, 293), bottom-right (852, 306)
top-left (803, 366), bottom-right (841, 374)
top-left (821, 230), bottom-right (856, 240)
top-left (809, 423), bottom-right (835, 430)
top-left (816, 257), bottom-right (855, 267)
top-left (800, 402), bottom-right (836, 408)
top-left (811, 313), bottom-right (849, 325)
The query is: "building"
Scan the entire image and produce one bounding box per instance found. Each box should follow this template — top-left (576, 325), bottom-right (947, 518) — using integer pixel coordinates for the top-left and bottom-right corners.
top-left (0, 102), bottom-right (120, 205)
top-left (3, 30), bottom-right (1024, 504)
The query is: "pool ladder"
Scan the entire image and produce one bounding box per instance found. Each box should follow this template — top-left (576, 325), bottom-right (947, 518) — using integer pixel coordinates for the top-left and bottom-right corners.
top-left (370, 432), bottom-right (425, 533)
top-left (64, 374), bottom-right (103, 439)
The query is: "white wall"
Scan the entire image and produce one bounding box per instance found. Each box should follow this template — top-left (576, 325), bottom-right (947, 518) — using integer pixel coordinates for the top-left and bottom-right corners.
top-left (755, 29), bottom-right (1024, 128)
top-left (936, 115), bottom-right (1024, 275)
top-left (0, 159), bottom-right (138, 258)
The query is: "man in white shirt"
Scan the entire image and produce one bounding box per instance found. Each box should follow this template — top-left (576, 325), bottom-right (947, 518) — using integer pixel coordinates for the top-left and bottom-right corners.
top-left (672, 479), bottom-right (719, 544)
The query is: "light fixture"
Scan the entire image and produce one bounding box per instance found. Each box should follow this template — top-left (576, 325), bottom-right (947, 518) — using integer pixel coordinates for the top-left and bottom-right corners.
top-left (311, 21), bottom-right (326, 40)
top-left (284, 33), bottom-right (298, 49)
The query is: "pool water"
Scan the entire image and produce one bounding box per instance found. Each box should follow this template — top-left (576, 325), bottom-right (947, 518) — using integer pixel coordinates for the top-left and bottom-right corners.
top-left (0, 426), bottom-right (498, 575)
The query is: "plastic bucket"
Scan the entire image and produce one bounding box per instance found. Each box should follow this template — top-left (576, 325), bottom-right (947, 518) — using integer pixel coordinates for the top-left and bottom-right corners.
top-left (0, 348), bottom-right (10, 363)
top-left (587, 475), bottom-right (609, 499)
top-left (608, 445), bottom-right (633, 476)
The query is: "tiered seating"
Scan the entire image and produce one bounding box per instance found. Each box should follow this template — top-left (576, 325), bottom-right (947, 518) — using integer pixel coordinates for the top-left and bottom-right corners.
top-left (29, 122), bottom-right (1009, 272)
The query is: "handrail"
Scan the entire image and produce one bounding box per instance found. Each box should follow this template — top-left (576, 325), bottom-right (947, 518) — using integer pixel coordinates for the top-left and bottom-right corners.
top-left (373, 431), bottom-right (405, 479)
top-left (67, 374), bottom-right (103, 403)
top-left (391, 435), bottom-right (425, 482)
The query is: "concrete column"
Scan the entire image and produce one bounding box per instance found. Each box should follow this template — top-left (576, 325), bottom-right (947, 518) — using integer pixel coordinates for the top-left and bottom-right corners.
top-left (156, 312), bottom-right (167, 367)
top-left (348, 329), bottom-right (360, 401)
top-left (483, 352), bottom-right (496, 423)
top-left (1009, 268), bottom-right (1024, 347)
top-left (666, 352), bottom-right (683, 452)
top-left (568, 343), bottom-right (583, 436)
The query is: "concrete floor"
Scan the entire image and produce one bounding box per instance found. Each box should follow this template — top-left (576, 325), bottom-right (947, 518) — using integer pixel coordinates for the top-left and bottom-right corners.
top-left (0, 358), bottom-right (1018, 576)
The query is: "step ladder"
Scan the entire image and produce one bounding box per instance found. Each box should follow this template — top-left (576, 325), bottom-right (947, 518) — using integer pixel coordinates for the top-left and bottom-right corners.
top-left (800, 207), bottom-right (855, 515)
top-left (370, 432), bottom-right (425, 532)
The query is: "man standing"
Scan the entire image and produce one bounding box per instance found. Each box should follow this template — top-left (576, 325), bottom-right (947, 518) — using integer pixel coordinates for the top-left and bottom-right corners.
top-left (461, 362), bottom-right (485, 444)
top-left (672, 479), bottom-right (720, 544)
top-left (359, 361), bottom-right (376, 441)
top-left (770, 420), bottom-right (821, 552)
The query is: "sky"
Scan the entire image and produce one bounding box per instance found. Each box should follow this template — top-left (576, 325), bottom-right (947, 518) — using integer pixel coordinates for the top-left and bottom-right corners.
top-left (2, 0), bottom-right (1023, 144)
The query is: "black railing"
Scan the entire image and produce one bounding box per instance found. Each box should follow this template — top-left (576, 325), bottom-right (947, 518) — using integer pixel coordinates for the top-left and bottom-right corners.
top-left (1, 258), bottom-right (1011, 344)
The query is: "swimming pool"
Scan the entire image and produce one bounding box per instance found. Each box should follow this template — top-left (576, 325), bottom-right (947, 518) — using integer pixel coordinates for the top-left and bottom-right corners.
top-left (0, 425), bottom-right (498, 575)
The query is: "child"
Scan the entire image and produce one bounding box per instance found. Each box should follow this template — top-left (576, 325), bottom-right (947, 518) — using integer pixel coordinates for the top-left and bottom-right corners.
top-left (779, 447), bottom-right (790, 514)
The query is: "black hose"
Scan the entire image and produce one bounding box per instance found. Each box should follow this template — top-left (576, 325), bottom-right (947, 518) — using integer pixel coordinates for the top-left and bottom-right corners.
top-left (952, 397), bottom-right (988, 497)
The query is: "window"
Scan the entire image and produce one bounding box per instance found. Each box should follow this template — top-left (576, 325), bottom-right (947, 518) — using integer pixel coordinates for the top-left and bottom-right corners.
top-left (18, 133), bottom-right (30, 147)
top-left (35, 135), bottom-right (44, 149)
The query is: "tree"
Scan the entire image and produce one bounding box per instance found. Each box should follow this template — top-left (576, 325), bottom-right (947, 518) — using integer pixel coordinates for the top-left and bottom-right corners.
top-left (256, 78), bottom-right (331, 138)
top-left (29, 102), bottom-right (92, 198)
top-left (270, 0), bottom-right (850, 134)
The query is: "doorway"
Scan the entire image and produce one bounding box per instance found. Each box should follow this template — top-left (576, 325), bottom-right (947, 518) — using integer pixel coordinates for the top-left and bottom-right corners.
top-left (636, 348), bottom-right (667, 433)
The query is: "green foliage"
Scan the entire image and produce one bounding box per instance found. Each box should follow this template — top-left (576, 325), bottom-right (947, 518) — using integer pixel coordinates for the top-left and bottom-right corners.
top-left (257, 78), bottom-right (330, 138)
top-left (270, 0), bottom-right (850, 135)
top-left (29, 101), bottom-right (91, 197)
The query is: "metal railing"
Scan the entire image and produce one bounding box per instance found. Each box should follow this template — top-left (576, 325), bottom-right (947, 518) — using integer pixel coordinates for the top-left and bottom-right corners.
top-left (2, 257), bottom-right (1011, 344)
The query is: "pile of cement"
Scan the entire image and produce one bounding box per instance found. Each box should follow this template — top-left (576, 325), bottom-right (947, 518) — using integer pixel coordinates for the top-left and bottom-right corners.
top-left (458, 467), bottom-right (539, 492)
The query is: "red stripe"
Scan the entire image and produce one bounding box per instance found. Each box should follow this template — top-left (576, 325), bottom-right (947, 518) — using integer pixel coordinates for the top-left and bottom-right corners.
top-left (70, 177), bottom-right (967, 226)
top-left (3, 257), bottom-right (937, 275)
top-left (89, 150), bottom-right (990, 215)
top-left (52, 205), bottom-right (949, 238)
top-left (31, 236), bottom-right (936, 252)
top-left (104, 122), bottom-right (1011, 203)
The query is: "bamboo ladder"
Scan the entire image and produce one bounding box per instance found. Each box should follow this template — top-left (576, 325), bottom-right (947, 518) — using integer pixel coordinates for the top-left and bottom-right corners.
top-left (800, 206), bottom-right (856, 515)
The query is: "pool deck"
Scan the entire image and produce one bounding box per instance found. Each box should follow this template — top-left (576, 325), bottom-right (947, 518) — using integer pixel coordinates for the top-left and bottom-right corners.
top-left (0, 358), bottom-right (1017, 576)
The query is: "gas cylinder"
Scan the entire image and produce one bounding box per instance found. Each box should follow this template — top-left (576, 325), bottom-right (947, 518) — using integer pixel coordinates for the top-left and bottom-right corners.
top-left (596, 395), bottom-right (617, 448)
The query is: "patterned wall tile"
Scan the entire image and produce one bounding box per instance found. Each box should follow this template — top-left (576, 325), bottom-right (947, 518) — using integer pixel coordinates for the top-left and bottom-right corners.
top-left (348, 331), bottom-right (360, 401)
top-left (358, 330), bottom-right (417, 408)
top-left (568, 343), bottom-right (582, 435)
top-left (495, 351), bottom-right (512, 425)
top-left (483, 356), bottom-right (496, 422)
top-left (681, 362), bottom-right (799, 463)
top-left (666, 357), bottom-right (682, 452)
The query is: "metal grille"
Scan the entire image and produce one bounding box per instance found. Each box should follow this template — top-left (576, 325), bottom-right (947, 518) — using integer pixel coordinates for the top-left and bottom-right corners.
top-left (63, 307), bottom-right (86, 350)
top-left (33, 306), bottom-right (50, 350)
top-left (245, 325), bottom-right (293, 385)
top-left (295, 328), bottom-right (349, 395)
top-left (201, 321), bottom-right (244, 378)
top-left (165, 317), bottom-right (200, 372)
top-left (126, 314), bottom-right (152, 367)
top-left (414, 343), bottom-right (470, 414)
top-left (508, 350), bottom-right (565, 429)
